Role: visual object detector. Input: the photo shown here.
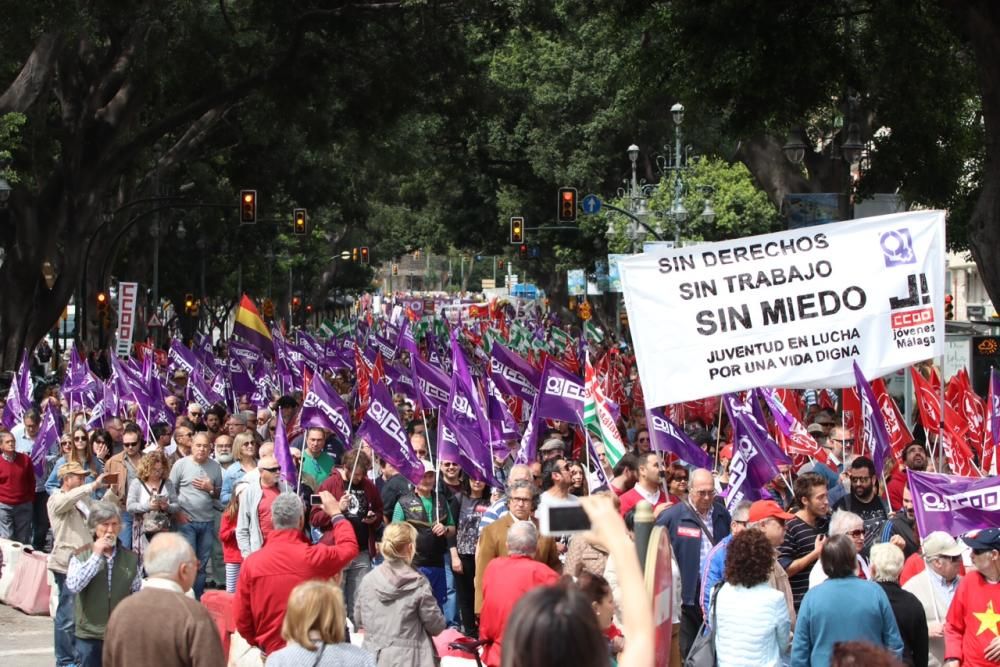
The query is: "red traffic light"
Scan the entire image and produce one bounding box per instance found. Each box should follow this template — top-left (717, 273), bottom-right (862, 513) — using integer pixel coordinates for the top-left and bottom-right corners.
top-left (360, 247), bottom-right (370, 264)
top-left (557, 187), bottom-right (578, 222)
top-left (518, 244), bottom-right (528, 259)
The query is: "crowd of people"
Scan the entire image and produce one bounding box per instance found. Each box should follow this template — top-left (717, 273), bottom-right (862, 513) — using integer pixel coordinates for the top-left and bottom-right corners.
top-left (0, 327), bottom-right (998, 667)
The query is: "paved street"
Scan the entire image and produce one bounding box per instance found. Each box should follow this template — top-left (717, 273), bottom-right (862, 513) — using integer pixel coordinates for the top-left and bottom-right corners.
top-left (0, 603), bottom-right (53, 667)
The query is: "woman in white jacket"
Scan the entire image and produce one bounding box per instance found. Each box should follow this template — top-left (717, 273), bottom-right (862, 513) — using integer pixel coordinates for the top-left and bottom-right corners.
top-left (713, 529), bottom-right (792, 667)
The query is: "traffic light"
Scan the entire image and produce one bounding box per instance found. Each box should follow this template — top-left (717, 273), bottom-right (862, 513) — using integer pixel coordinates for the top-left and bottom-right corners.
top-left (293, 208), bottom-right (307, 235)
top-left (184, 293), bottom-right (195, 315)
top-left (360, 247), bottom-right (370, 265)
top-left (392, 264), bottom-right (399, 276)
top-left (352, 247), bottom-right (359, 262)
top-left (96, 292), bottom-right (109, 318)
top-left (510, 216), bottom-right (524, 244)
top-left (945, 294), bottom-right (954, 320)
top-left (558, 187), bottom-right (578, 223)
top-left (239, 189), bottom-right (257, 224)
top-left (497, 258), bottom-right (504, 270)
top-left (305, 304), bottom-right (314, 314)
top-left (292, 297), bottom-right (301, 311)
top-left (518, 244), bottom-right (528, 259)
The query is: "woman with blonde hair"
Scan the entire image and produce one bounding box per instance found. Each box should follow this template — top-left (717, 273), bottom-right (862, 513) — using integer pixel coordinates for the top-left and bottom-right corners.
top-left (45, 427), bottom-right (104, 494)
top-left (265, 580), bottom-right (375, 667)
top-left (126, 450), bottom-right (178, 561)
top-left (354, 522), bottom-right (447, 667)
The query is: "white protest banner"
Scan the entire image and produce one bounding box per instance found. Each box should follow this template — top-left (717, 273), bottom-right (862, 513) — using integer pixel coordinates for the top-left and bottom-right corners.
top-left (115, 282), bottom-right (139, 358)
top-left (619, 210), bottom-right (946, 406)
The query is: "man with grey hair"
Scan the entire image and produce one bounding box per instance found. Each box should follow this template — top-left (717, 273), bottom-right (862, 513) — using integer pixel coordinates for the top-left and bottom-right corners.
top-left (234, 491), bottom-right (359, 656)
top-left (871, 543), bottom-right (929, 667)
top-left (66, 501), bottom-right (141, 666)
top-left (479, 519), bottom-right (561, 666)
top-left (903, 531), bottom-right (964, 666)
top-left (102, 533), bottom-right (225, 667)
top-left (700, 500), bottom-right (753, 618)
top-left (478, 463), bottom-right (532, 536)
top-left (475, 479), bottom-right (561, 613)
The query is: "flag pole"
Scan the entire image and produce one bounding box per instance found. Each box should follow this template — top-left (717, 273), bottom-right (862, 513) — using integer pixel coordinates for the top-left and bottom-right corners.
top-left (937, 363), bottom-right (946, 473)
top-left (345, 443), bottom-right (362, 496)
top-left (714, 400), bottom-right (724, 473)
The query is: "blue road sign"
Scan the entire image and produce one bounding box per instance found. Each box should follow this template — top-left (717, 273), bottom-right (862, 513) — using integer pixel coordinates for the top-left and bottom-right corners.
top-left (581, 194), bottom-right (602, 215)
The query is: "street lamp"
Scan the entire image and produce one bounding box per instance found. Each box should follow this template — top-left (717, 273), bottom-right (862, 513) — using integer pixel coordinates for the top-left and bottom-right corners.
top-left (613, 144), bottom-right (657, 250)
top-left (657, 101), bottom-right (714, 245)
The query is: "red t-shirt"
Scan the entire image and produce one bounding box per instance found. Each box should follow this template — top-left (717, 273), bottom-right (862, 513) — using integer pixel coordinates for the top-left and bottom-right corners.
top-left (257, 486), bottom-right (281, 545)
top-left (619, 486), bottom-right (669, 517)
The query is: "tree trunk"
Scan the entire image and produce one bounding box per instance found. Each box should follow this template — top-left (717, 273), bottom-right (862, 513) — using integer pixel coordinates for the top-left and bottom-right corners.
top-left (954, 1), bottom-right (1000, 308)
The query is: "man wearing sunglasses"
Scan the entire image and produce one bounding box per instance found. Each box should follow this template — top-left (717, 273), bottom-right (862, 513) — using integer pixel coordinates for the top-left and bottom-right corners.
top-left (904, 531), bottom-right (965, 666)
top-left (237, 454), bottom-right (292, 559)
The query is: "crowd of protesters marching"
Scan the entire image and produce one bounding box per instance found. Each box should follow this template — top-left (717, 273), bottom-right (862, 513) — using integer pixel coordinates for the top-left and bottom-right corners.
top-left (0, 310), bottom-right (998, 667)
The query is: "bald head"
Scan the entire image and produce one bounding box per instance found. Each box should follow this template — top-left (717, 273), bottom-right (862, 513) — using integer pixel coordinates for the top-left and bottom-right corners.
top-left (145, 533), bottom-right (196, 588)
top-left (507, 464), bottom-right (532, 485)
top-left (506, 520), bottom-right (539, 556)
top-left (689, 468), bottom-right (716, 514)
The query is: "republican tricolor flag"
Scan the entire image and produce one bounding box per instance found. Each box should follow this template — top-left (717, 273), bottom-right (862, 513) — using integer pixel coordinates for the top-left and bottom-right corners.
top-left (233, 295), bottom-right (274, 358)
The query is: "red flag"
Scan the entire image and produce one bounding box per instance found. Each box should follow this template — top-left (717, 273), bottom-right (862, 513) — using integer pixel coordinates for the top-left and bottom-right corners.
top-left (911, 366), bottom-right (943, 433)
top-left (841, 387), bottom-right (860, 436)
top-left (911, 367), bottom-right (977, 475)
top-left (871, 379), bottom-right (913, 463)
top-left (771, 388), bottom-right (830, 464)
top-left (354, 346), bottom-right (372, 420)
top-left (951, 369), bottom-right (985, 452)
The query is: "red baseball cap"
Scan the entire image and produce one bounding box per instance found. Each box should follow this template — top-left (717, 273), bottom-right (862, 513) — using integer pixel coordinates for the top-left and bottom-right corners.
top-left (748, 500), bottom-right (794, 524)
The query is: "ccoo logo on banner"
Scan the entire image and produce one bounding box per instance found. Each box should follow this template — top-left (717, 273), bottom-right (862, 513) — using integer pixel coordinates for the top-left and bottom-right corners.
top-left (618, 210), bottom-right (946, 406)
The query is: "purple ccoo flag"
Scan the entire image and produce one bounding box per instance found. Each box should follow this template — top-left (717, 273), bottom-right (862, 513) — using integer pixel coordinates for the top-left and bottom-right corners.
top-left (908, 470), bottom-right (1000, 538)
top-left (300, 373), bottom-right (353, 445)
top-left (357, 381), bottom-right (426, 485)
top-left (535, 358), bottom-right (586, 424)
top-left (2, 351), bottom-right (33, 430)
top-left (412, 356), bottom-right (451, 410)
top-left (723, 393), bottom-right (783, 510)
top-left (31, 403), bottom-right (61, 476)
top-left (852, 361), bottom-right (894, 478)
top-left (488, 342), bottom-right (539, 403)
top-left (168, 339), bottom-right (198, 378)
top-left (440, 411), bottom-right (502, 488)
top-left (646, 407), bottom-right (713, 469)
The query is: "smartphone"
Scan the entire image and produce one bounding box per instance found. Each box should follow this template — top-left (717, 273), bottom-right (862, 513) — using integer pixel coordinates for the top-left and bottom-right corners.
top-left (538, 500), bottom-right (590, 537)
top-left (310, 494), bottom-right (323, 506)
top-left (103, 473), bottom-right (119, 484)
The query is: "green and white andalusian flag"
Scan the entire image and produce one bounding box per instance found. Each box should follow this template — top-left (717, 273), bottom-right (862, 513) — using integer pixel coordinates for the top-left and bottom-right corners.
top-left (584, 321), bottom-right (605, 346)
top-left (550, 326), bottom-right (572, 354)
top-left (583, 350), bottom-right (627, 466)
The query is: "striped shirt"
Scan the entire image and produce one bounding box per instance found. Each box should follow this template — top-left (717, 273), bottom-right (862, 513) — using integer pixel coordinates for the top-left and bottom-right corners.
top-left (777, 515), bottom-right (828, 611)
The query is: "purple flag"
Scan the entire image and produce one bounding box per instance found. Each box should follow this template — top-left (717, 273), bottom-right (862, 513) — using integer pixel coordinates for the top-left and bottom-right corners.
top-left (535, 358), bottom-right (586, 424)
top-left (228, 354), bottom-right (257, 398)
top-left (586, 432), bottom-right (611, 490)
top-left (488, 343), bottom-right (539, 403)
top-left (386, 363), bottom-right (421, 405)
top-left (852, 362), bottom-right (894, 478)
top-left (168, 339), bottom-right (198, 377)
top-left (2, 351), bottom-right (33, 430)
top-left (397, 321), bottom-right (420, 360)
top-left (723, 393), bottom-right (782, 510)
top-left (300, 373), bottom-right (353, 445)
top-left (272, 412), bottom-right (298, 486)
top-left (413, 356), bottom-right (451, 409)
top-left (188, 370), bottom-right (223, 411)
top-left (440, 411), bottom-right (502, 488)
top-left (646, 407), bottom-right (713, 469)
top-left (373, 333), bottom-right (398, 363)
top-left (723, 393), bottom-right (792, 467)
top-left (229, 339), bottom-right (264, 367)
top-left (514, 387), bottom-right (542, 465)
top-left (447, 331), bottom-right (490, 442)
top-left (31, 403), bottom-right (61, 476)
top-left (908, 471), bottom-right (1000, 537)
top-left (357, 381), bottom-right (426, 485)
top-left (485, 375), bottom-right (520, 447)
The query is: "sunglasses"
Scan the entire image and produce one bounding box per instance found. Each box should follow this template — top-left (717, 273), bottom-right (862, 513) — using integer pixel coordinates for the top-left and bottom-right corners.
top-left (74, 436), bottom-right (88, 441)
top-left (260, 466), bottom-right (281, 473)
top-left (123, 442), bottom-right (140, 448)
top-left (673, 476), bottom-right (689, 482)
top-left (846, 529), bottom-right (865, 538)
top-left (936, 555), bottom-right (962, 562)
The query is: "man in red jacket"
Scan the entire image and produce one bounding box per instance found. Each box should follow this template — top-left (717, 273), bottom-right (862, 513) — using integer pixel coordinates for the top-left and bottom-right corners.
top-left (233, 490), bottom-right (358, 657)
top-left (944, 528), bottom-right (1000, 667)
top-left (479, 520), bottom-right (560, 667)
top-left (0, 429), bottom-right (35, 543)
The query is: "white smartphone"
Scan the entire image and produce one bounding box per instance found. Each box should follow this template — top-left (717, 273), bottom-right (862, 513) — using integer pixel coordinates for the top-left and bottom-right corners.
top-left (538, 500), bottom-right (590, 537)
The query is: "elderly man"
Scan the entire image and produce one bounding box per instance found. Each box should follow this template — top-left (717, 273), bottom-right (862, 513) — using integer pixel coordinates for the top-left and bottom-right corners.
top-left (225, 413), bottom-right (248, 438)
top-left (479, 521), bottom-right (561, 667)
top-left (478, 463), bottom-right (532, 536)
top-left (903, 531), bottom-right (964, 667)
top-left (538, 437), bottom-right (565, 462)
top-left (747, 499), bottom-right (797, 625)
top-left (11, 410), bottom-right (48, 550)
top-left (871, 543), bottom-right (930, 667)
top-left (700, 501), bottom-right (753, 617)
top-left (656, 467), bottom-right (732, 658)
top-left (237, 454), bottom-right (291, 557)
top-left (103, 533), bottom-right (225, 667)
top-left (186, 403), bottom-right (205, 426)
top-left (169, 432), bottom-right (223, 599)
top-left (475, 479), bottom-right (561, 613)
top-left (66, 502), bottom-right (141, 667)
top-left (48, 464), bottom-right (113, 667)
top-left (0, 428), bottom-right (35, 544)
top-left (234, 491), bottom-right (358, 656)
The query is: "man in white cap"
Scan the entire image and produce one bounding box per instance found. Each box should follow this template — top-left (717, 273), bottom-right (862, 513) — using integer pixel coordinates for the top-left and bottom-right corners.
top-left (903, 530), bottom-right (965, 666)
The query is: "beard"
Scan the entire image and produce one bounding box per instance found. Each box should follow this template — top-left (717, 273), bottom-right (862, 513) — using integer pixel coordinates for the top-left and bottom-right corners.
top-left (216, 453), bottom-right (234, 464)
